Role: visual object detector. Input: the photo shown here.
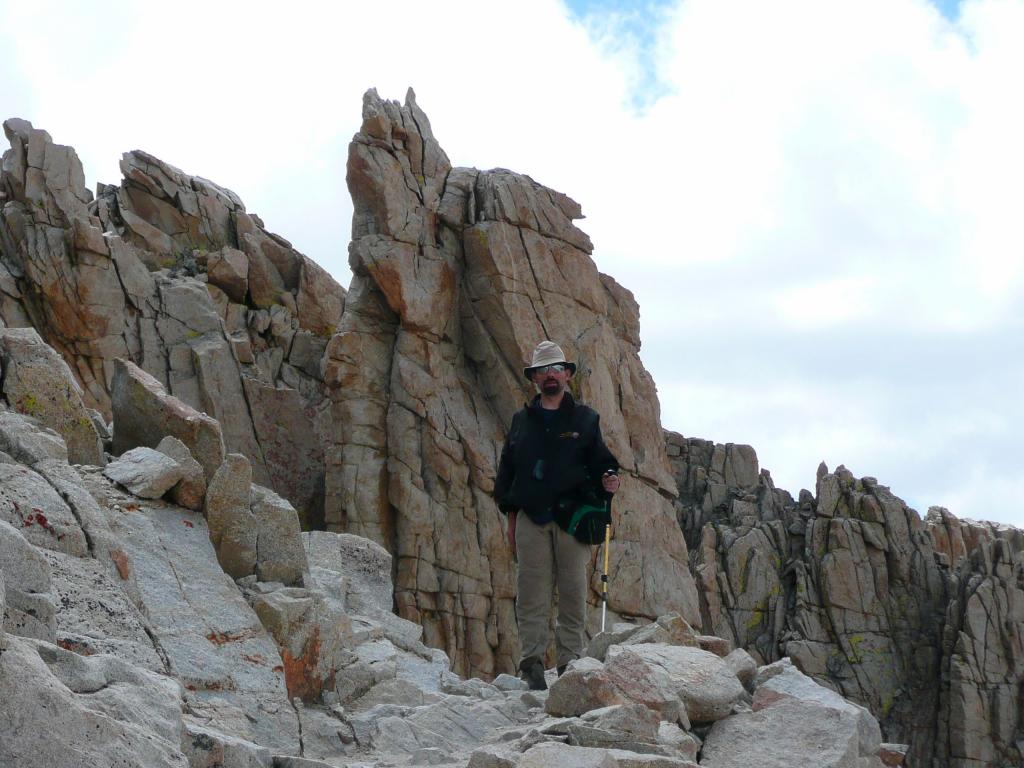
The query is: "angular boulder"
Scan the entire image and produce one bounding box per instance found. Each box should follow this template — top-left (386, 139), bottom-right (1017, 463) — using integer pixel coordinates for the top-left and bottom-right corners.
top-left (103, 446), bottom-right (186, 499)
top-left (700, 698), bottom-right (878, 768)
top-left (206, 246), bottom-right (249, 303)
top-left (546, 655), bottom-right (683, 724)
top-left (0, 327), bottom-right (103, 466)
top-left (606, 644), bottom-right (746, 724)
top-left (251, 485), bottom-right (308, 586)
top-left (156, 436), bottom-right (207, 510)
top-left (111, 358), bottom-right (226, 480)
top-left (248, 584), bottom-right (353, 702)
top-left (204, 453), bottom-right (257, 578)
top-left (753, 658), bottom-right (881, 757)
top-left (723, 648), bottom-right (757, 692)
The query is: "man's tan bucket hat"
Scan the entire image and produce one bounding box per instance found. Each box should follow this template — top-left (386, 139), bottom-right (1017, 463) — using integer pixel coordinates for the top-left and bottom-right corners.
top-left (523, 341), bottom-right (576, 380)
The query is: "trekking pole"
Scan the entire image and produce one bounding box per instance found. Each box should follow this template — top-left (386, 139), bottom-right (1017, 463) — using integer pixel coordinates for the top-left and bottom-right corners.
top-left (600, 510), bottom-right (611, 632)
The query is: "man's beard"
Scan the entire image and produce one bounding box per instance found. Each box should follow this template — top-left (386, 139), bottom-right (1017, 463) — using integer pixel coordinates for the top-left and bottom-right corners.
top-left (541, 379), bottom-right (562, 396)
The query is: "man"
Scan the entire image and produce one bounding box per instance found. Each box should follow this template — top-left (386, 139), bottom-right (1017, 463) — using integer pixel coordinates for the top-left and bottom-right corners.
top-left (494, 341), bottom-right (620, 690)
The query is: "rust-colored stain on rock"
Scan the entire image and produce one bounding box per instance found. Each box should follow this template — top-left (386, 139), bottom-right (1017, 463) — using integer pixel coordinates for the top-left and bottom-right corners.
top-left (109, 549), bottom-right (131, 580)
top-left (205, 629), bottom-right (257, 646)
top-left (280, 627), bottom-right (334, 702)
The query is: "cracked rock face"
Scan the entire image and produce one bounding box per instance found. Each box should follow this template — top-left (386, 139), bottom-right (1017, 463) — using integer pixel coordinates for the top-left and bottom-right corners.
top-left (0, 119), bottom-right (343, 528)
top-left (666, 430), bottom-right (1024, 767)
top-left (322, 88), bottom-right (700, 677)
top-left (1, 96), bottom-right (703, 680)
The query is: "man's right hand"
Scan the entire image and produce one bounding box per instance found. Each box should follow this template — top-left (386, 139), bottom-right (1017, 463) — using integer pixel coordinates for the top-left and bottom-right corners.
top-left (507, 510), bottom-right (517, 554)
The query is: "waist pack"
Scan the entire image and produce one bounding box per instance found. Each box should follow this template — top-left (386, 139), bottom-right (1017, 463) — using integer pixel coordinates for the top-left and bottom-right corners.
top-left (555, 497), bottom-right (611, 545)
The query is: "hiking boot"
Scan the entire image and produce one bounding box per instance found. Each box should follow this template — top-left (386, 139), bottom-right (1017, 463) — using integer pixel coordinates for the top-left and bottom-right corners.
top-left (519, 656), bottom-right (547, 691)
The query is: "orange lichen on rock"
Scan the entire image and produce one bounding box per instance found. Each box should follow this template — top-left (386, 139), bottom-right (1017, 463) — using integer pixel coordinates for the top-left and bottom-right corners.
top-left (280, 627), bottom-right (334, 702)
top-left (109, 549), bottom-right (131, 580)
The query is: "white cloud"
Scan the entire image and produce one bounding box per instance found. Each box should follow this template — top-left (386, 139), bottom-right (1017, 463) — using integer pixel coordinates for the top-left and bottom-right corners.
top-left (2, 0), bottom-right (1022, 526)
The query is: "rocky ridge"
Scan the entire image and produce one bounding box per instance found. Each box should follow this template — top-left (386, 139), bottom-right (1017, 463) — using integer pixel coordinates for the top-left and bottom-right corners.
top-left (0, 116), bottom-right (343, 528)
top-left (667, 431), bottom-right (1024, 767)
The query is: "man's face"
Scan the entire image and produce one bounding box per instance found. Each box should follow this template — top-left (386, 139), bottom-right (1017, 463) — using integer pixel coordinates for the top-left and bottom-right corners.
top-left (531, 364), bottom-right (571, 397)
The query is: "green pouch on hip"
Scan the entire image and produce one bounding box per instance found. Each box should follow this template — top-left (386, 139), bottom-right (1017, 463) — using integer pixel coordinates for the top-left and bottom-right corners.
top-left (566, 501), bottom-right (611, 545)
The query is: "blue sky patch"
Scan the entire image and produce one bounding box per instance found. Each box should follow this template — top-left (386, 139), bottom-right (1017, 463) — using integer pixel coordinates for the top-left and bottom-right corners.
top-left (563, 0), bottom-right (678, 110)
top-left (932, 0), bottom-right (962, 21)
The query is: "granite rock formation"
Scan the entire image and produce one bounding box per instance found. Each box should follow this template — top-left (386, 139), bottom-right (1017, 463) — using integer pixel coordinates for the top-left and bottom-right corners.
top-left (0, 118), bottom-right (343, 527)
top-left (666, 430), bottom-right (1024, 767)
top-left (322, 88), bottom-right (699, 677)
top-left (1, 100), bottom-right (700, 681)
top-left (1, 91), bottom-right (1021, 768)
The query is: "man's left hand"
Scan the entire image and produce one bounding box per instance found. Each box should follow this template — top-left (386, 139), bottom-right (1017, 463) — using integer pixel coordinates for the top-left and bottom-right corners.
top-left (602, 471), bottom-right (620, 494)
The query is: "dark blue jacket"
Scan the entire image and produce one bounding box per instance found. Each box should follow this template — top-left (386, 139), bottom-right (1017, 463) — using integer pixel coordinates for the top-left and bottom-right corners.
top-left (494, 393), bottom-right (619, 525)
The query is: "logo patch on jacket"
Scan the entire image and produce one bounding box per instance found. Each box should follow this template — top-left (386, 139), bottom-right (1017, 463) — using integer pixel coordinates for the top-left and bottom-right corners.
top-left (560, 431), bottom-right (580, 439)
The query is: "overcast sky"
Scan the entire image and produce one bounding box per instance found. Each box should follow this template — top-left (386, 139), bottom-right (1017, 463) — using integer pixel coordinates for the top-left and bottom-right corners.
top-left (2, 0), bottom-right (1021, 527)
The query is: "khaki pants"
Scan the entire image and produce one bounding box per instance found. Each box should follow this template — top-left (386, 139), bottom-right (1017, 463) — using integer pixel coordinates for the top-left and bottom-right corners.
top-left (516, 514), bottom-right (591, 668)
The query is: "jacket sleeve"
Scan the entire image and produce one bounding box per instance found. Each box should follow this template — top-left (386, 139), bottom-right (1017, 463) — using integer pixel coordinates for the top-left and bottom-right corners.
top-left (587, 413), bottom-right (620, 501)
top-left (493, 414), bottom-right (518, 515)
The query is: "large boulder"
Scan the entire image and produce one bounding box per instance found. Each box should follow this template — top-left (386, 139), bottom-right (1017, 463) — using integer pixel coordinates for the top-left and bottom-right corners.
top-left (545, 655), bottom-right (684, 724)
top-left (517, 742), bottom-right (697, 768)
top-left (605, 644), bottom-right (746, 724)
top-left (250, 485), bottom-right (308, 586)
top-left (0, 327), bottom-right (103, 465)
top-left (156, 436), bottom-right (207, 510)
top-left (204, 453), bottom-right (257, 579)
top-left (700, 698), bottom-right (883, 768)
top-left (248, 584), bottom-right (353, 702)
top-left (754, 658), bottom-right (881, 755)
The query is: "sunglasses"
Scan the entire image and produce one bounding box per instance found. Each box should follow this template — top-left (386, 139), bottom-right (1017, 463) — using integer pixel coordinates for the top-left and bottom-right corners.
top-left (533, 363), bottom-right (568, 375)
